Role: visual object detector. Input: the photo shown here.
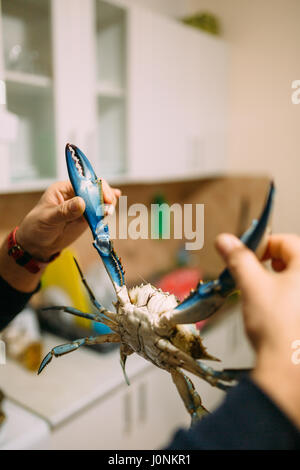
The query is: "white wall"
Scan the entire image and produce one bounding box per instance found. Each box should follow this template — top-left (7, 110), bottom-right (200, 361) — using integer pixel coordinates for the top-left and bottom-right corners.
top-left (188, 0), bottom-right (300, 233)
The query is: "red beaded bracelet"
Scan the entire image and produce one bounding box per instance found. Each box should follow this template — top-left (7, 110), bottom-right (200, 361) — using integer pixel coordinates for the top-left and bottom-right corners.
top-left (8, 227), bottom-right (60, 274)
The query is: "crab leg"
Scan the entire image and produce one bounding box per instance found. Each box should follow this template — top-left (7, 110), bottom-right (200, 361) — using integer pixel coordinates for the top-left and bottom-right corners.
top-left (162, 182), bottom-right (275, 326)
top-left (156, 338), bottom-right (236, 392)
top-left (120, 344), bottom-right (134, 386)
top-left (71, 257), bottom-right (118, 324)
top-left (38, 333), bottom-right (120, 374)
top-left (170, 369), bottom-right (208, 423)
top-left (72, 257), bottom-right (106, 313)
top-left (42, 305), bottom-right (119, 332)
top-left (65, 144), bottom-right (125, 291)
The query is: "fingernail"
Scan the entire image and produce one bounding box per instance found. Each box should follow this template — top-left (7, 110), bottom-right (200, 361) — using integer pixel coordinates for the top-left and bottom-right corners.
top-left (216, 234), bottom-right (241, 257)
top-left (69, 199), bottom-right (80, 213)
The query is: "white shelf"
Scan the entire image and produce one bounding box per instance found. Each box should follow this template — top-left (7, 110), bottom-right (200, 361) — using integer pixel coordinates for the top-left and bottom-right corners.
top-left (0, 178), bottom-right (56, 195)
top-left (5, 70), bottom-right (52, 89)
top-left (96, 81), bottom-right (125, 98)
top-left (0, 170), bottom-right (232, 195)
top-left (106, 170), bottom-right (228, 186)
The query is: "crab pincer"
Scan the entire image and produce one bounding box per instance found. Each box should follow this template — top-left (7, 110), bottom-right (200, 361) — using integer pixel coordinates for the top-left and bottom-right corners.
top-left (158, 182), bottom-right (275, 328)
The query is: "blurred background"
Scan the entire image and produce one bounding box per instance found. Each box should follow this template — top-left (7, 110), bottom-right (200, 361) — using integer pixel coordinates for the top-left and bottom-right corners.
top-left (0, 0), bottom-right (299, 450)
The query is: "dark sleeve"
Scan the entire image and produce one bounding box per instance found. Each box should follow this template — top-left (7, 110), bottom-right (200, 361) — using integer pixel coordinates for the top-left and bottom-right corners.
top-left (0, 275), bottom-right (40, 330)
top-left (166, 375), bottom-right (300, 450)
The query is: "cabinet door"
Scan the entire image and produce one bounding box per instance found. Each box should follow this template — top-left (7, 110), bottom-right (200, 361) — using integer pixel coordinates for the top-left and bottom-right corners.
top-left (134, 367), bottom-right (190, 449)
top-left (0, 0), bottom-right (56, 188)
top-left (128, 6), bottom-right (228, 180)
top-left (93, 0), bottom-right (127, 178)
top-left (49, 384), bottom-right (125, 450)
top-left (0, 0), bottom-right (10, 190)
top-left (52, 0), bottom-right (97, 181)
top-left (185, 27), bottom-right (228, 175)
top-left (48, 364), bottom-right (190, 450)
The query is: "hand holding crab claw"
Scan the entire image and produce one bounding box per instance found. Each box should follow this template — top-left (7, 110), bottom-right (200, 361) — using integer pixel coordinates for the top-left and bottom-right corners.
top-left (16, 179), bottom-right (121, 263)
top-left (215, 232), bottom-right (300, 430)
top-left (0, 179), bottom-right (121, 295)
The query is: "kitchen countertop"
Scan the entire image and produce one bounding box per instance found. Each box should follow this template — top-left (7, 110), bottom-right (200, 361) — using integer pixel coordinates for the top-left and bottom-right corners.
top-left (0, 333), bottom-right (152, 428)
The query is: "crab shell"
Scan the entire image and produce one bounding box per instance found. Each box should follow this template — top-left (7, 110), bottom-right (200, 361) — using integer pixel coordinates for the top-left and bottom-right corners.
top-left (114, 283), bottom-right (217, 370)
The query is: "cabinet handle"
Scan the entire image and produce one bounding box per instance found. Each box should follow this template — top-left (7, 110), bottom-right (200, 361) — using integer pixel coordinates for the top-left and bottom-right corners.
top-left (137, 381), bottom-right (147, 424)
top-left (122, 391), bottom-right (132, 435)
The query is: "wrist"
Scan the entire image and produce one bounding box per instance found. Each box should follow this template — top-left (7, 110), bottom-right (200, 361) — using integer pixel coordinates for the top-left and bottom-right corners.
top-left (9, 226), bottom-right (59, 269)
top-left (0, 235), bottom-right (42, 293)
top-left (2, 227), bottom-right (60, 293)
top-left (16, 225), bottom-right (55, 262)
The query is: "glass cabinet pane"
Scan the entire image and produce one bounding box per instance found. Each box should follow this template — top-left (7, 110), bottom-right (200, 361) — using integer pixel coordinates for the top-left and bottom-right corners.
top-left (95, 0), bottom-right (127, 177)
top-left (2, 0), bottom-right (52, 77)
top-left (96, 0), bottom-right (126, 90)
top-left (1, 0), bottom-right (56, 184)
top-left (97, 95), bottom-right (126, 175)
top-left (6, 81), bottom-right (56, 182)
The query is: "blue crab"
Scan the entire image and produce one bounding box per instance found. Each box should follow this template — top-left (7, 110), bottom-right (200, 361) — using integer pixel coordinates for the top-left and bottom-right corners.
top-left (38, 144), bottom-right (274, 423)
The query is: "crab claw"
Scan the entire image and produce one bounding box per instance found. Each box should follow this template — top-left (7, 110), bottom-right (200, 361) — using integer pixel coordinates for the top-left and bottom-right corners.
top-left (65, 144), bottom-right (125, 288)
top-left (38, 351), bottom-right (53, 375)
top-left (164, 182), bottom-right (275, 326)
top-left (66, 143), bottom-right (105, 239)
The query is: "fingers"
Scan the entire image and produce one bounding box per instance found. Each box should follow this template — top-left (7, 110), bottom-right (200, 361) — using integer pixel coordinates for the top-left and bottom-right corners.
top-left (101, 179), bottom-right (121, 206)
top-left (215, 233), bottom-right (267, 293)
top-left (47, 196), bottom-right (86, 224)
top-left (262, 234), bottom-right (300, 268)
top-left (67, 197), bottom-right (86, 217)
top-left (45, 176), bottom-right (121, 230)
top-left (113, 188), bottom-right (122, 198)
top-left (48, 181), bottom-right (75, 201)
top-left (49, 180), bottom-right (121, 207)
top-left (46, 180), bottom-right (121, 221)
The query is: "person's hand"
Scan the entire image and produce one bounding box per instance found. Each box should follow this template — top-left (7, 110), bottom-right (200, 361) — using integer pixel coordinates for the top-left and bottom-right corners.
top-left (16, 180), bottom-right (121, 262)
top-left (215, 233), bottom-right (300, 428)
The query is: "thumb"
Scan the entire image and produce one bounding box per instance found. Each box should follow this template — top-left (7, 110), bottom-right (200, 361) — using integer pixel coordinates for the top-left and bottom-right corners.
top-left (215, 233), bottom-right (267, 294)
top-left (48, 197), bottom-right (86, 224)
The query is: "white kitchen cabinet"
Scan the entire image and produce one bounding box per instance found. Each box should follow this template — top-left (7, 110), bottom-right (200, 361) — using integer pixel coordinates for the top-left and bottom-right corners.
top-left (48, 364), bottom-right (189, 450)
top-left (94, 0), bottom-right (127, 177)
top-left (0, 0), bottom-right (228, 193)
top-left (0, 399), bottom-right (50, 450)
top-left (133, 367), bottom-right (190, 449)
top-left (48, 379), bottom-right (127, 450)
top-left (51, 0), bottom-right (97, 182)
top-left (128, 6), bottom-right (228, 180)
top-left (0, 0), bottom-right (56, 190)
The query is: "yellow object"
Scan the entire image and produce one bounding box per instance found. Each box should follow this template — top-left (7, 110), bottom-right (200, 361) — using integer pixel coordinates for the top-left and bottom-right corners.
top-left (20, 342), bottom-right (43, 372)
top-left (41, 249), bottom-right (91, 328)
